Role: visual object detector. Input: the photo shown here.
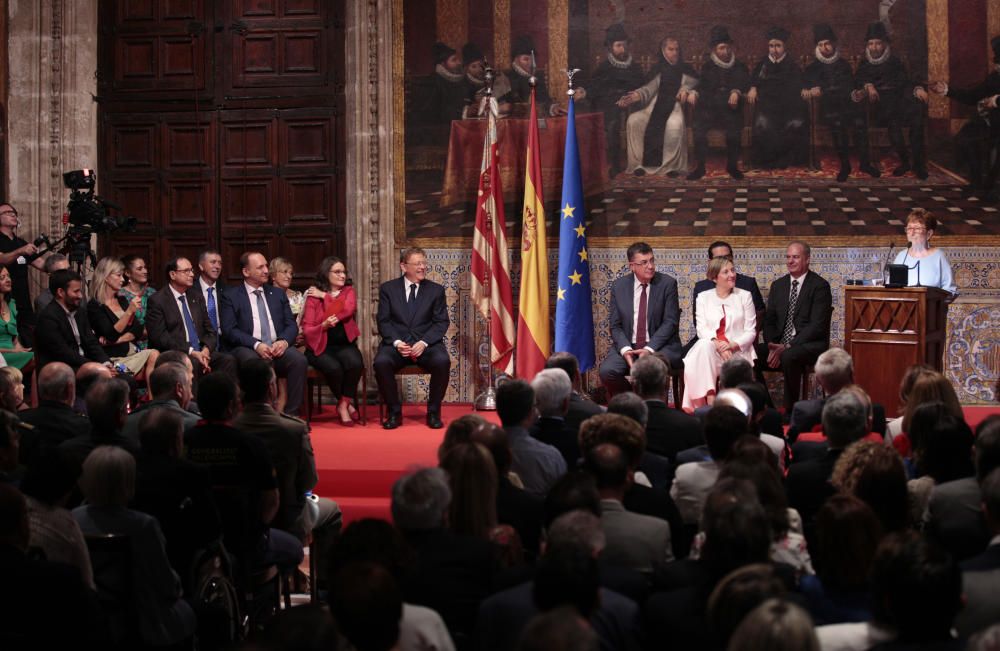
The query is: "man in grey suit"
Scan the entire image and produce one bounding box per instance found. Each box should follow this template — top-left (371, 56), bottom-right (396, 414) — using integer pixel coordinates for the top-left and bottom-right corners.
top-left (585, 442), bottom-right (673, 575)
top-left (599, 242), bottom-right (682, 397)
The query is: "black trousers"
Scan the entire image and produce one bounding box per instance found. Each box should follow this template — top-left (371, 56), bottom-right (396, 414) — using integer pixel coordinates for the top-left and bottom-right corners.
top-left (754, 340), bottom-right (827, 411)
top-left (373, 342), bottom-right (450, 416)
top-left (693, 105), bottom-right (743, 167)
top-left (231, 346), bottom-right (307, 417)
top-left (306, 341), bottom-right (363, 400)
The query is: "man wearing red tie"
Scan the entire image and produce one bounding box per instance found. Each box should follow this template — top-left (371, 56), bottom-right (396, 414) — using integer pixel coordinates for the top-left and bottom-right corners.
top-left (599, 242), bottom-right (682, 398)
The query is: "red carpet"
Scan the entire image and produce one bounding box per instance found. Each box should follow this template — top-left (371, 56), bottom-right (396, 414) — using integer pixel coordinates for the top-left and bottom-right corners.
top-left (311, 403), bottom-right (998, 526)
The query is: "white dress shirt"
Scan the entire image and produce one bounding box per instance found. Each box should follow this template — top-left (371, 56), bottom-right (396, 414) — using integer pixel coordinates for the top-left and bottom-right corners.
top-left (199, 277), bottom-right (221, 333)
top-left (621, 275), bottom-right (655, 356)
top-left (169, 285), bottom-right (197, 353)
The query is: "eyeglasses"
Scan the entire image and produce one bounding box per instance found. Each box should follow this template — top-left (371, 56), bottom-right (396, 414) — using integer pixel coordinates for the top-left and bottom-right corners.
top-left (0, 210), bottom-right (17, 217)
top-left (173, 267), bottom-right (195, 274)
top-left (630, 258), bottom-right (656, 268)
top-left (905, 226), bottom-right (927, 233)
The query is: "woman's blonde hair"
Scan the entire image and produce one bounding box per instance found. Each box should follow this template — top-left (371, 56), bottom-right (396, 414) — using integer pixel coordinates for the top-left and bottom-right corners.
top-left (708, 256), bottom-right (735, 282)
top-left (90, 257), bottom-right (125, 303)
top-left (269, 256), bottom-right (293, 277)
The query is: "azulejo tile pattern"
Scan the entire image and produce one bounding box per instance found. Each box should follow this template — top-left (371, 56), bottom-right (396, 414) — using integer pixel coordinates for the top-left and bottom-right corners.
top-left (389, 247), bottom-right (997, 405)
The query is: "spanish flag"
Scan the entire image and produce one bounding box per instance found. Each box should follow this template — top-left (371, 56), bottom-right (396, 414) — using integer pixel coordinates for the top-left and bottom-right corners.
top-left (515, 87), bottom-right (550, 379)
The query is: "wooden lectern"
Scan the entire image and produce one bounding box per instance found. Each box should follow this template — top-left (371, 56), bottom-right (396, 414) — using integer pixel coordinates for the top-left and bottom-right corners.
top-left (843, 286), bottom-right (950, 418)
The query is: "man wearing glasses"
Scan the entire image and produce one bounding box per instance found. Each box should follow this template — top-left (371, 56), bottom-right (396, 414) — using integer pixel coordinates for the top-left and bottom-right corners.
top-left (0, 203), bottom-right (50, 345)
top-left (146, 257), bottom-right (237, 382)
top-left (599, 241), bottom-right (683, 397)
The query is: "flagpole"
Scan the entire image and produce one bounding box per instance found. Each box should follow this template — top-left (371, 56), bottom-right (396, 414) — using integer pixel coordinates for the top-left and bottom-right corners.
top-left (475, 61), bottom-right (498, 411)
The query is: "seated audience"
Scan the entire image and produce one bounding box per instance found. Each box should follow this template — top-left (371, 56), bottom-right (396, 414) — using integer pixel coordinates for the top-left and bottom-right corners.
top-left (0, 366), bottom-right (22, 412)
top-left (631, 354), bottom-right (704, 464)
top-left (0, 410), bottom-right (17, 482)
top-left (86, 257), bottom-right (158, 393)
top-left (122, 361), bottom-right (199, 444)
top-left (496, 379), bottom-right (566, 498)
top-left (0, 266), bottom-right (33, 372)
top-left (895, 369), bottom-right (963, 459)
top-left (33, 252), bottom-right (69, 315)
top-left (58, 377), bottom-right (137, 471)
top-left (906, 404), bottom-right (975, 522)
top-left (73, 361), bottom-right (112, 415)
top-left (729, 599), bottom-right (820, 651)
top-left (831, 440), bottom-right (911, 534)
top-left (607, 391), bottom-right (673, 490)
top-left (330, 562), bottom-right (404, 651)
top-left (705, 564), bottom-right (790, 649)
top-left (438, 442), bottom-right (500, 541)
top-left (437, 413), bottom-right (489, 458)
top-left (269, 257), bottom-right (303, 413)
top-left (301, 256), bottom-right (364, 426)
top-left (529, 368), bottom-right (579, 468)
top-left (544, 352), bottom-right (604, 436)
top-left (516, 606), bottom-right (599, 651)
top-left (17, 362), bottom-right (90, 468)
top-left (72, 445), bottom-right (197, 647)
top-left (956, 467), bottom-right (1000, 638)
top-left (885, 363), bottom-right (935, 442)
top-left (154, 350), bottom-right (201, 415)
top-left (118, 254), bottom-right (157, 338)
top-left (34, 269), bottom-right (111, 371)
top-left (799, 494), bottom-right (882, 625)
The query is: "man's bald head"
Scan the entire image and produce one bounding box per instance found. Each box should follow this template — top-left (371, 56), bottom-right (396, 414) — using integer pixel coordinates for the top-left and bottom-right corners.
top-left (38, 362), bottom-right (75, 405)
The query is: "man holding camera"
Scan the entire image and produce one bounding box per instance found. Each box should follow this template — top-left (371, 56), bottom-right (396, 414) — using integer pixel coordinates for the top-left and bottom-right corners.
top-left (0, 202), bottom-right (49, 346)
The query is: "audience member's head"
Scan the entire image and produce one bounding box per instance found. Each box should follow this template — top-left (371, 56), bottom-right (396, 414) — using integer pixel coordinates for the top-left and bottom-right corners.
top-left (871, 531), bottom-right (962, 642)
top-left (714, 389), bottom-right (752, 421)
top-left (155, 349), bottom-right (192, 369)
top-left (631, 354), bottom-right (669, 399)
top-left (42, 252), bottom-right (69, 275)
top-left (437, 413), bottom-right (488, 461)
top-left (901, 371), bottom-right (962, 434)
top-left (727, 599), bottom-right (820, 651)
top-left (79, 445), bottom-right (136, 508)
top-left (545, 353), bottom-right (582, 390)
top-left (138, 408), bottom-right (185, 458)
top-left (821, 391), bottom-right (868, 449)
top-left (578, 413), bottom-right (645, 469)
top-left (976, 415), bottom-right (1000, 482)
top-left (532, 368), bottom-right (572, 418)
top-left (327, 518), bottom-right (413, 582)
top-left (543, 471), bottom-right (601, 529)
top-left (36, 361), bottom-right (75, 406)
top-left (75, 362), bottom-right (113, 412)
top-left (720, 451), bottom-right (789, 539)
top-left (0, 367), bottom-right (23, 412)
top-left (148, 362), bottom-right (192, 408)
top-left (908, 404), bottom-right (975, 483)
top-left (19, 448), bottom-right (80, 507)
top-left (197, 373), bottom-right (240, 421)
top-left (583, 443), bottom-right (630, 498)
top-left (439, 442), bottom-right (497, 539)
top-left (546, 509), bottom-right (606, 557)
top-left (896, 364), bottom-right (937, 417)
top-left (0, 482), bottom-right (29, 550)
top-left (707, 564), bottom-right (788, 648)
top-left (832, 440), bottom-right (910, 532)
top-left (329, 562), bottom-right (402, 651)
top-left (86, 378), bottom-right (130, 437)
top-left (496, 379), bottom-right (536, 428)
top-left (469, 422), bottom-right (513, 476)
top-left (390, 466), bottom-right (451, 532)
top-left (246, 604), bottom-right (339, 651)
top-left (839, 384), bottom-right (874, 432)
top-left (704, 405), bottom-right (748, 461)
top-left (198, 249), bottom-right (223, 284)
top-left (700, 478), bottom-right (771, 579)
top-left (814, 348), bottom-right (854, 394)
top-left (719, 357), bottom-right (754, 390)
top-left (49, 268), bottom-right (83, 308)
top-left (517, 606), bottom-right (599, 651)
top-left (815, 494), bottom-right (883, 591)
top-left (239, 358), bottom-right (277, 405)
top-left (606, 392), bottom-right (648, 427)
top-left (736, 383), bottom-right (769, 433)
top-left (533, 542), bottom-right (600, 619)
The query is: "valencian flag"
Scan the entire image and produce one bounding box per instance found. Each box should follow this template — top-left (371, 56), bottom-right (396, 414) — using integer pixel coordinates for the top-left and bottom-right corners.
top-left (554, 94), bottom-right (595, 371)
top-left (515, 87), bottom-right (550, 379)
top-left (471, 93), bottom-right (516, 375)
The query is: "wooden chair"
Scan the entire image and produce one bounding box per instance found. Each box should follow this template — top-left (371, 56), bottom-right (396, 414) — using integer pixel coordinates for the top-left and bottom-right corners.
top-left (305, 366), bottom-right (367, 424)
top-left (377, 364), bottom-right (430, 422)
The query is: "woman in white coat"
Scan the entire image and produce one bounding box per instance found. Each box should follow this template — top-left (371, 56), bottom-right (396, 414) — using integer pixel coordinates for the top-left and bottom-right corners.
top-left (683, 257), bottom-right (758, 411)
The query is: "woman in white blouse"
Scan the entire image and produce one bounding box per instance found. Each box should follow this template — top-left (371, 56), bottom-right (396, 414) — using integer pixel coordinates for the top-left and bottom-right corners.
top-left (682, 256), bottom-right (758, 411)
top-left (892, 208), bottom-right (957, 295)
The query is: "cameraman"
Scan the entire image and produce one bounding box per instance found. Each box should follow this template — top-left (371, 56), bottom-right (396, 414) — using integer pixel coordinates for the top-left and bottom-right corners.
top-left (0, 202), bottom-right (50, 346)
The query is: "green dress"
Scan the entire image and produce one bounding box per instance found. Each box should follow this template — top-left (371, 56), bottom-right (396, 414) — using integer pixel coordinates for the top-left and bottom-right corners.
top-left (0, 301), bottom-right (34, 369)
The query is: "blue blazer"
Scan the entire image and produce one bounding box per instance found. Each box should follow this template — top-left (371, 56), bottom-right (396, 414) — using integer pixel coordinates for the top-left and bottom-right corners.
top-left (608, 271), bottom-right (682, 356)
top-left (219, 282), bottom-right (299, 350)
top-left (377, 277), bottom-right (449, 348)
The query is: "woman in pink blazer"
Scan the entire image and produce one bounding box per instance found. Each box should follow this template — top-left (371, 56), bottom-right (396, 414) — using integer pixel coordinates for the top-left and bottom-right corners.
top-left (682, 256), bottom-right (758, 412)
top-left (303, 256), bottom-right (364, 425)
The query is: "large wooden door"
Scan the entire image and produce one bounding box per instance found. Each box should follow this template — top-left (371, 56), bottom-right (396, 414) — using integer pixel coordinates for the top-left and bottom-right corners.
top-left (97, 0), bottom-right (345, 286)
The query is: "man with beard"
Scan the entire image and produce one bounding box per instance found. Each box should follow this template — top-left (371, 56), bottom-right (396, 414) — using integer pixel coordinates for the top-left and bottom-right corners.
top-left (853, 21), bottom-right (930, 179)
top-left (688, 26), bottom-right (751, 180)
top-left (930, 35), bottom-right (1000, 201)
top-left (619, 36), bottom-right (698, 177)
top-left (803, 24), bottom-right (880, 182)
top-left (416, 42), bottom-right (467, 125)
top-left (461, 42), bottom-right (511, 119)
top-left (589, 23), bottom-right (645, 176)
top-left (506, 35), bottom-right (569, 117)
top-left (747, 27), bottom-right (809, 169)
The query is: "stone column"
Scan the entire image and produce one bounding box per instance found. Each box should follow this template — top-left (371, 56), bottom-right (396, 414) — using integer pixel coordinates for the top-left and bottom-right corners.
top-left (7, 0), bottom-right (97, 295)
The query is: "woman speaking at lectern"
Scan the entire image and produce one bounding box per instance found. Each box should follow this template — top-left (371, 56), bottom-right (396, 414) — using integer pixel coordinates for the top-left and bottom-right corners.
top-left (892, 208), bottom-right (957, 295)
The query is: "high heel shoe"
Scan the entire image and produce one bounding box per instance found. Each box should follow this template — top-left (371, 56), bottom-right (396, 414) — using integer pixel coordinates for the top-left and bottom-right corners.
top-left (348, 404), bottom-right (360, 422)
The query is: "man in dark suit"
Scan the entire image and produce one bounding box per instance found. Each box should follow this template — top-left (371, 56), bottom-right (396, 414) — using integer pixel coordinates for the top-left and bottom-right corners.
top-left (688, 241), bottom-right (765, 353)
top-left (219, 251), bottom-right (308, 417)
top-left (528, 368), bottom-right (580, 468)
top-left (121, 362), bottom-right (200, 445)
top-left (600, 242), bottom-right (682, 398)
top-left (545, 352), bottom-right (604, 435)
top-left (374, 246), bottom-right (451, 430)
top-left (631, 354), bottom-right (703, 465)
top-left (756, 241), bottom-right (832, 412)
top-left (18, 362), bottom-right (90, 469)
top-left (195, 249), bottom-right (226, 345)
top-left (34, 269), bottom-right (111, 371)
top-left (146, 256), bottom-right (236, 382)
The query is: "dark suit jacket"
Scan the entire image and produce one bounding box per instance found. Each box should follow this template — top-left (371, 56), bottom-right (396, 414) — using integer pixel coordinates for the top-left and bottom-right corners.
top-left (145, 285), bottom-right (219, 353)
top-left (529, 416), bottom-right (580, 468)
top-left (34, 300), bottom-right (110, 369)
top-left (219, 282), bottom-right (299, 350)
top-left (609, 271), bottom-right (682, 357)
top-left (788, 397), bottom-right (887, 442)
top-left (644, 400), bottom-right (705, 463)
top-left (786, 447), bottom-right (844, 544)
top-left (762, 271), bottom-right (833, 347)
top-left (692, 273), bottom-right (765, 326)
top-left (376, 277), bottom-right (449, 348)
top-left (497, 476), bottom-right (544, 557)
top-left (18, 401), bottom-right (92, 468)
top-left (565, 392), bottom-right (604, 435)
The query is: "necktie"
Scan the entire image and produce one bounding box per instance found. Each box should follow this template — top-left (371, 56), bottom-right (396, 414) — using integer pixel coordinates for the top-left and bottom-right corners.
top-left (635, 284), bottom-right (648, 348)
top-left (254, 289), bottom-right (273, 344)
top-left (178, 295), bottom-right (202, 351)
top-left (206, 287), bottom-right (219, 332)
top-left (781, 279), bottom-right (800, 345)
top-left (407, 283), bottom-right (418, 318)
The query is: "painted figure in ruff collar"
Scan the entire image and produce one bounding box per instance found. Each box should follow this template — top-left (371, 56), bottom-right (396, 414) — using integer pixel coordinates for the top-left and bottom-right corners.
top-left (803, 24), bottom-right (880, 182)
top-left (618, 36), bottom-right (698, 177)
top-left (507, 35), bottom-right (571, 117)
top-left (461, 42), bottom-right (512, 119)
top-left (688, 26), bottom-right (751, 180)
top-left (853, 21), bottom-right (930, 179)
top-left (589, 23), bottom-right (645, 176)
top-left (930, 35), bottom-right (1000, 201)
top-left (415, 42), bottom-right (468, 125)
top-left (747, 27), bottom-right (809, 169)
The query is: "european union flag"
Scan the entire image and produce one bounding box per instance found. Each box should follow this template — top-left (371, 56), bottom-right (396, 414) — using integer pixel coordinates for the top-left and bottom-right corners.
top-left (554, 98), bottom-right (595, 372)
